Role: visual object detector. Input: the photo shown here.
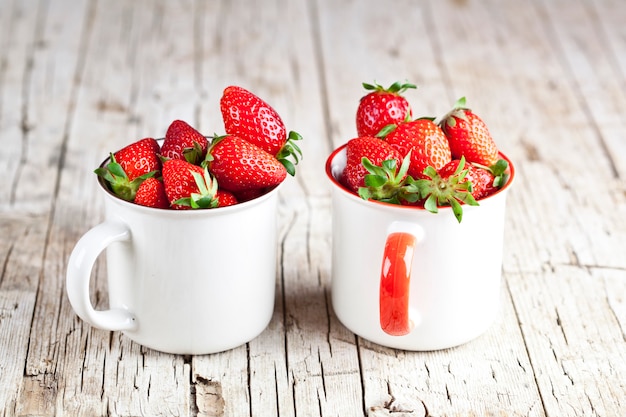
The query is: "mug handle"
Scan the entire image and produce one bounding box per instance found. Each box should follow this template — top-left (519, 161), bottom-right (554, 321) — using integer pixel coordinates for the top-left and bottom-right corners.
top-left (66, 220), bottom-right (137, 331)
top-left (379, 221), bottom-right (424, 336)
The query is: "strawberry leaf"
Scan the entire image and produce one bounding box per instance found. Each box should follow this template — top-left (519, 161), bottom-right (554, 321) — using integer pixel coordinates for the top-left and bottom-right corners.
top-left (276, 130), bottom-right (303, 176)
top-left (357, 153), bottom-right (417, 204)
top-left (414, 156), bottom-right (478, 223)
top-left (362, 81), bottom-right (417, 94)
top-left (472, 158), bottom-right (510, 188)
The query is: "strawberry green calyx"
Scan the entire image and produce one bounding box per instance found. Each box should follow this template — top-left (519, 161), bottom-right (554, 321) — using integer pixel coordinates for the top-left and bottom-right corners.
top-left (94, 153), bottom-right (156, 202)
top-left (202, 134), bottom-right (227, 167)
top-left (275, 130), bottom-right (303, 176)
top-left (362, 81), bottom-right (417, 95)
top-left (181, 141), bottom-right (207, 165)
top-left (358, 152), bottom-right (418, 204)
top-left (473, 158), bottom-right (510, 188)
top-left (414, 156), bottom-right (478, 223)
top-left (173, 167), bottom-right (219, 209)
top-left (440, 96), bottom-right (470, 126)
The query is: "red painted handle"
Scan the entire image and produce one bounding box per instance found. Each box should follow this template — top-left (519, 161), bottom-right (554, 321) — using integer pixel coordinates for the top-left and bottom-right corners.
top-left (379, 232), bottom-right (416, 336)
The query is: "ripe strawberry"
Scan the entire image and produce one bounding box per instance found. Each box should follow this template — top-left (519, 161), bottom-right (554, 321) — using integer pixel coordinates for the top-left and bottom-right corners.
top-left (440, 158), bottom-right (510, 200)
top-left (356, 81), bottom-right (415, 137)
top-left (162, 159), bottom-right (219, 210)
top-left (220, 86), bottom-right (302, 175)
top-left (95, 137), bottom-right (161, 201)
top-left (220, 86), bottom-right (285, 155)
top-left (161, 120), bottom-right (209, 165)
top-left (113, 138), bottom-right (161, 180)
top-left (215, 190), bottom-right (238, 207)
top-left (384, 119), bottom-right (451, 179)
top-left (439, 97), bottom-right (499, 166)
top-left (342, 136), bottom-right (403, 193)
top-left (134, 177), bottom-right (169, 209)
top-left (206, 135), bottom-right (287, 192)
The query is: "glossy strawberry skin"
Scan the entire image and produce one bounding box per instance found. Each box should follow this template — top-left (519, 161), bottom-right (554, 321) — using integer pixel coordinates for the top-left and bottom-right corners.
top-left (441, 109), bottom-right (498, 166)
top-left (161, 120), bottom-right (208, 164)
top-left (220, 86), bottom-right (286, 156)
top-left (134, 177), bottom-right (170, 209)
top-left (215, 190), bottom-right (238, 207)
top-left (162, 159), bottom-right (204, 210)
top-left (114, 137), bottom-right (161, 181)
top-left (342, 136), bottom-right (403, 192)
top-left (356, 92), bottom-right (411, 137)
top-left (385, 119), bottom-right (451, 179)
top-left (208, 135), bottom-right (287, 192)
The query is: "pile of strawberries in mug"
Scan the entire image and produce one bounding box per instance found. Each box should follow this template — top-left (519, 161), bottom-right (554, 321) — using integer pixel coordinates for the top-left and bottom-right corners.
top-left (96, 86), bottom-right (302, 209)
top-left (340, 81), bottom-right (510, 222)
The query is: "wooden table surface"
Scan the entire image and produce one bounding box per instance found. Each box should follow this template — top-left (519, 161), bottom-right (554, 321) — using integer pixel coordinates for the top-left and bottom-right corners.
top-left (1, 0), bottom-right (625, 416)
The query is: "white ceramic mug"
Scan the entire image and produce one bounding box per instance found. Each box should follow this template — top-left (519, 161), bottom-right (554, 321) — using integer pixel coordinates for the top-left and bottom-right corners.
top-left (66, 170), bottom-right (280, 355)
top-left (325, 145), bottom-right (515, 351)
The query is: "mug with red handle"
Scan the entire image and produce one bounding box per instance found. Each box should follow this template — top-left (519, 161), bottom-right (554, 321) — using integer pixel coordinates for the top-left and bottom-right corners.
top-left (325, 144), bottom-right (515, 351)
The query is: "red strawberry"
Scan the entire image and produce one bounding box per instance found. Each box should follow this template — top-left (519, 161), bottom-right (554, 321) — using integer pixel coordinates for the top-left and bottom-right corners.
top-left (207, 135), bottom-right (287, 192)
top-left (356, 81), bottom-right (415, 137)
top-left (134, 177), bottom-right (169, 209)
top-left (113, 138), bottom-right (161, 180)
top-left (342, 136), bottom-right (403, 192)
top-left (439, 97), bottom-right (499, 166)
top-left (384, 119), bottom-right (451, 179)
top-left (220, 86), bottom-right (286, 155)
top-left (215, 190), bottom-right (238, 207)
top-left (162, 159), bottom-right (219, 210)
top-left (95, 137), bottom-right (161, 201)
top-left (161, 120), bottom-right (208, 164)
top-left (440, 158), bottom-right (510, 200)
top-left (232, 188), bottom-right (267, 203)
top-left (220, 86), bottom-right (303, 175)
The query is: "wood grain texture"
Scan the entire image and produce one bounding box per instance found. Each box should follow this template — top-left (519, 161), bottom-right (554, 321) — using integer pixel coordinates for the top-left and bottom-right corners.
top-left (0, 0), bottom-right (624, 416)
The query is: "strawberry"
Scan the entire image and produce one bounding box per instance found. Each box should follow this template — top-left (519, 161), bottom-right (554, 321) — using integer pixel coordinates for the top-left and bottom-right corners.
top-left (441, 158), bottom-right (510, 199)
top-left (384, 119), bottom-right (451, 179)
top-left (439, 97), bottom-right (499, 166)
top-left (356, 81), bottom-right (415, 137)
top-left (342, 136), bottom-right (403, 193)
top-left (94, 138), bottom-right (161, 201)
top-left (113, 138), bottom-right (161, 180)
top-left (134, 177), bottom-right (169, 209)
top-left (220, 86), bottom-right (302, 175)
top-left (161, 120), bottom-right (208, 165)
top-left (206, 135), bottom-right (287, 192)
top-left (215, 190), bottom-right (238, 207)
top-left (162, 159), bottom-right (219, 210)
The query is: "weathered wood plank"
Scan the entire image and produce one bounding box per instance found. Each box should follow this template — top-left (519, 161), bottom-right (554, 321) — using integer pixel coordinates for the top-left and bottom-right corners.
top-left (0, 291), bottom-right (36, 416)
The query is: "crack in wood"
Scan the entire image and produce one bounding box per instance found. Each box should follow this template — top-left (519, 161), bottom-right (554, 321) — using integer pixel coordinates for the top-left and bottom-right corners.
top-left (191, 375), bottom-right (225, 417)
